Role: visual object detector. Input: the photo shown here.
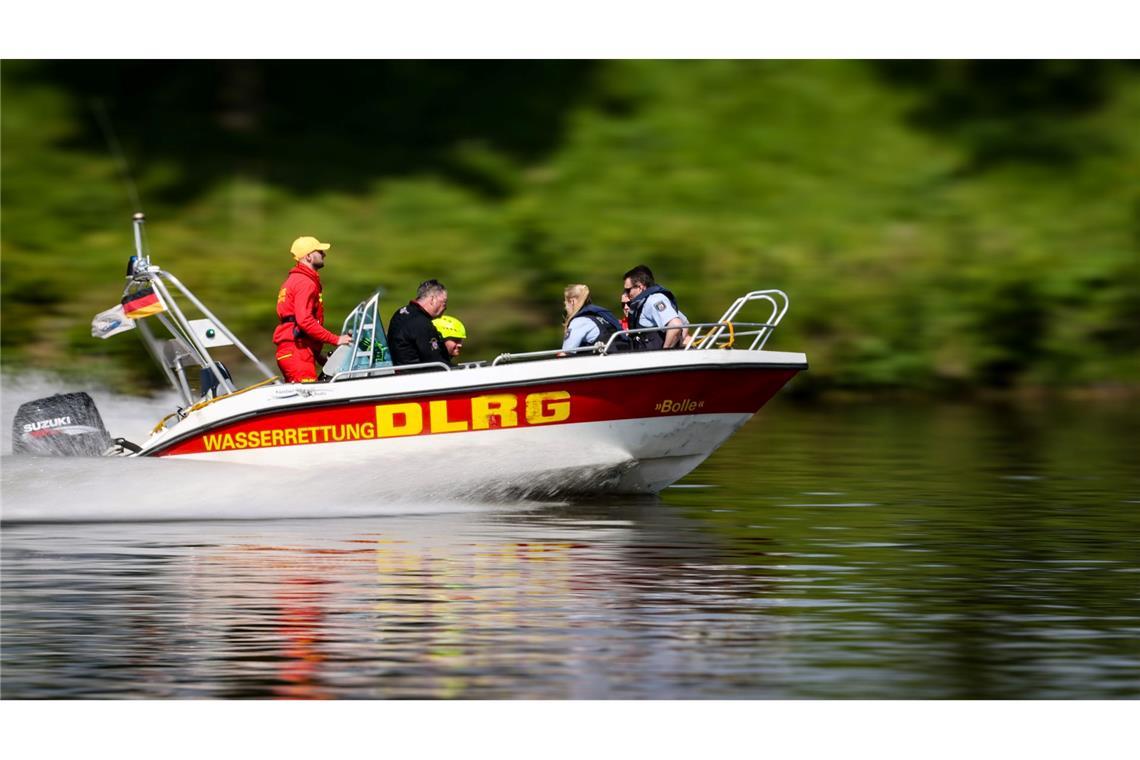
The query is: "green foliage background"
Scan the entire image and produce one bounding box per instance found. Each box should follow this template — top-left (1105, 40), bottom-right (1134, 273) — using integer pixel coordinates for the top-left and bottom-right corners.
top-left (3, 60), bottom-right (1138, 393)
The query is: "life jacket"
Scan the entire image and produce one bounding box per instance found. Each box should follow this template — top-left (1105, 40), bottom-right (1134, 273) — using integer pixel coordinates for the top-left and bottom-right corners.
top-left (569, 304), bottom-right (623, 349)
top-left (273, 265), bottom-right (339, 352)
top-left (626, 285), bottom-right (681, 351)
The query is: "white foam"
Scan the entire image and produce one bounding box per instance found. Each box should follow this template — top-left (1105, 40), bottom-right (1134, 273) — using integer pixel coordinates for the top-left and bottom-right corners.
top-left (0, 372), bottom-right (543, 522)
top-left (2, 371), bottom-right (178, 452)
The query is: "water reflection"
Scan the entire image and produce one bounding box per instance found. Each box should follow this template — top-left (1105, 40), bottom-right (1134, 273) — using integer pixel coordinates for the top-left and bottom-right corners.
top-left (2, 398), bottom-right (1138, 699)
top-left (2, 503), bottom-right (787, 699)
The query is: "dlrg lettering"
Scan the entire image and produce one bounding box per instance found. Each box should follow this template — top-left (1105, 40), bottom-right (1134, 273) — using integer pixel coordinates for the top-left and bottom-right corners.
top-left (375, 391), bottom-right (571, 436)
top-left (199, 390), bottom-right (574, 451)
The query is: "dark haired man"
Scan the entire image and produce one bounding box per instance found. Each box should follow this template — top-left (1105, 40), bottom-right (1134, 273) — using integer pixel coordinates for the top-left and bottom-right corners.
top-left (622, 265), bottom-right (688, 350)
top-left (388, 279), bottom-right (452, 367)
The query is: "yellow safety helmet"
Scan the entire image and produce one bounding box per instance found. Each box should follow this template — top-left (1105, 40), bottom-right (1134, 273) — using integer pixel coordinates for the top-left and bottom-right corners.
top-left (433, 315), bottom-right (467, 341)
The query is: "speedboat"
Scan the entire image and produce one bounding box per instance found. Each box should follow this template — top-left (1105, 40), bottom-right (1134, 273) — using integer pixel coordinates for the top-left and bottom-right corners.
top-left (12, 215), bottom-right (807, 496)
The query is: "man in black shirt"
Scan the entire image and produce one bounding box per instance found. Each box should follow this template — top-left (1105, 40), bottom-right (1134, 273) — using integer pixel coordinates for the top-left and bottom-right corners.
top-left (388, 279), bottom-right (452, 368)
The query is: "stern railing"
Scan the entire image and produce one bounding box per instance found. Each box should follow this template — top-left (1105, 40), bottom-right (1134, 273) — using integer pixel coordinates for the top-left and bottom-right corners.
top-left (686, 289), bottom-right (788, 351)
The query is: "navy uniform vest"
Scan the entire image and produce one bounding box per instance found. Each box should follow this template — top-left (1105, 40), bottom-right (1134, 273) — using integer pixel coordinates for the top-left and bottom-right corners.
top-left (627, 285), bottom-right (681, 351)
top-left (569, 304), bottom-right (623, 349)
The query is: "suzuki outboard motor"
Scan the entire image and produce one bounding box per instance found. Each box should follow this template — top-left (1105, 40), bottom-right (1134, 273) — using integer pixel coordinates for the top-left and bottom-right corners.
top-left (12, 392), bottom-right (113, 456)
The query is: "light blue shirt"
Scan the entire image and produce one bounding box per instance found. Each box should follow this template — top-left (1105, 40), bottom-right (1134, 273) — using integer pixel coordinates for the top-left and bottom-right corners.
top-left (562, 316), bottom-right (599, 351)
top-left (638, 293), bottom-right (684, 330)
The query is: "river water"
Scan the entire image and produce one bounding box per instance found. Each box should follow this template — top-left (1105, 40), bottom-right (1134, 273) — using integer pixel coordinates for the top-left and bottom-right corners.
top-left (1, 382), bottom-right (1138, 699)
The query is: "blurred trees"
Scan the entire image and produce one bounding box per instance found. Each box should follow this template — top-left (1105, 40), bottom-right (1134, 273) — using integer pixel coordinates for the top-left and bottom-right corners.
top-left (2, 60), bottom-right (1137, 393)
top-left (876, 60), bottom-right (1125, 168)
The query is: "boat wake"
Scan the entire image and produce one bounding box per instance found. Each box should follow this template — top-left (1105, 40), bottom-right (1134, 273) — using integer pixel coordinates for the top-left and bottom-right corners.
top-left (1, 374), bottom-right (576, 522)
top-left (0, 454), bottom-right (527, 523)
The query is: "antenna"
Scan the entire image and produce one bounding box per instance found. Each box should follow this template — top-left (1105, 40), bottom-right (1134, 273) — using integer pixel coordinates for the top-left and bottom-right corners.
top-left (89, 98), bottom-right (144, 215)
top-left (89, 99), bottom-right (152, 273)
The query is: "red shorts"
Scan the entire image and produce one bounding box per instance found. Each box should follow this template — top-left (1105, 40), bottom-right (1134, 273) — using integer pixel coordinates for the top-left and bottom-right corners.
top-left (276, 343), bottom-right (318, 383)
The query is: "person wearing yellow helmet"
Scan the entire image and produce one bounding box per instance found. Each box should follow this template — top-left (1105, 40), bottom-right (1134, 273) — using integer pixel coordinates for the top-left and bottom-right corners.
top-left (432, 315), bottom-right (466, 361)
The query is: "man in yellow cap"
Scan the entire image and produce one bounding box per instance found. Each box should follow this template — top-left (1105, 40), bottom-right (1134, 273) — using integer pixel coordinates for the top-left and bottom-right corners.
top-left (273, 236), bottom-right (351, 383)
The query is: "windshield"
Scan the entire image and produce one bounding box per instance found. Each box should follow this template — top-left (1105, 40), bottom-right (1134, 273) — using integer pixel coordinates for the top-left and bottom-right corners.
top-left (332, 290), bottom-right (393, 373)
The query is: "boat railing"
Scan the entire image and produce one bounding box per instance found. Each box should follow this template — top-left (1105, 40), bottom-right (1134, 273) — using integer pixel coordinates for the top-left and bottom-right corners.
top-left (487, 288), bottom-right (789, 367)
top-left (686, 290), bottom-right (789, 351)
top-left (326, 360), bottom-right (452, 382)
top-left (597, 321), bottom-right (778, 354)
top-left (490, 343), bottom-right (614, 366)
top-left (488, 322), bottom-right (776, 366)
top-left (120, 215), bottom-right (278, 407)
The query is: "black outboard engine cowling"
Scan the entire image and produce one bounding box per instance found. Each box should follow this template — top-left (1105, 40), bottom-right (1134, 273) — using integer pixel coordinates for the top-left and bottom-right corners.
top-left (12, 392), bottom-right (113, 456)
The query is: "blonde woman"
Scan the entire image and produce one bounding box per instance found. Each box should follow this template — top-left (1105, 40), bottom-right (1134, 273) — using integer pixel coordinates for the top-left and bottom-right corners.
top-left (561, 283), bottom-right (623, 355)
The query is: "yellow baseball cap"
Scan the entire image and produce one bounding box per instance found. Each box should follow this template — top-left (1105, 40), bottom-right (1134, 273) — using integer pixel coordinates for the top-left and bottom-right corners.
top-left (290, 236), bottom-right (331, 261)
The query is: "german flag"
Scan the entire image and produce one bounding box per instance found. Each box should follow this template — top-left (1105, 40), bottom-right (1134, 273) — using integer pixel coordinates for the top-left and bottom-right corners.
top-left (121, 286), bottom-right (166, 319)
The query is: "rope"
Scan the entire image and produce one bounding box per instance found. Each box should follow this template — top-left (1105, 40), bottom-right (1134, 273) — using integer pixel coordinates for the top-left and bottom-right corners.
top-left (151, 376), bottom-right (279, 434)
top-left (693, 321), bottom-right (735, 350)
top-left (717, 321), bottom-right (735, 349)
top-left (152, 410), bottom-right (183, 435)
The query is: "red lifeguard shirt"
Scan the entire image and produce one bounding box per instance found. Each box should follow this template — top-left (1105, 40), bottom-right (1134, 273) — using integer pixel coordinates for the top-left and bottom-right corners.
top-left (273, 265), bottom-right (341, 353)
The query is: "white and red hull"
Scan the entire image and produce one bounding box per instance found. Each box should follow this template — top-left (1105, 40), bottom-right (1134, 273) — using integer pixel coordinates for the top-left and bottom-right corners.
top-left (138, 349), bottom-right (807, 495)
